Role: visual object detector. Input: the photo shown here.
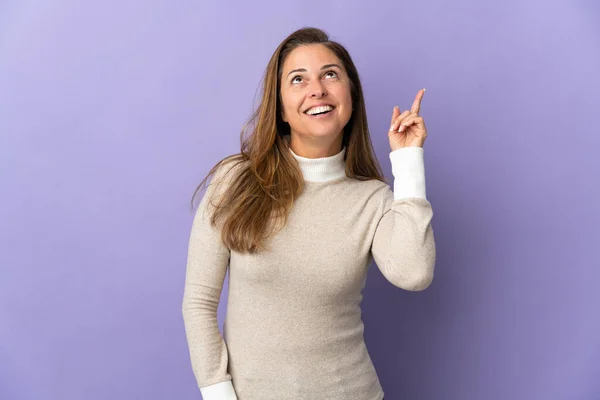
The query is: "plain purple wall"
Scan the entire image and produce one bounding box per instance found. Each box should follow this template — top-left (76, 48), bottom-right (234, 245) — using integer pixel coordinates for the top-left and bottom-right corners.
top-left (1, 1), bottom-right (598, 399)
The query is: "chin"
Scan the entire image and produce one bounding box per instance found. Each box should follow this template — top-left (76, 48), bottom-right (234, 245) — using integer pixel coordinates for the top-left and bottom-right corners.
top-left (306, 131), bottom-right (340, 140)
top-left (304, 125), bottom-right (342, 138)
top-left (291, 123), bottom-right (344, 142)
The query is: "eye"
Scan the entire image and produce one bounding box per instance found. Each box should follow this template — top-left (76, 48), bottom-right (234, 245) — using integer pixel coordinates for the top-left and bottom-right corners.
top-left (324, 70), bottom-right (338, 79)
top-left (291, 75), bottom-right (302, 84)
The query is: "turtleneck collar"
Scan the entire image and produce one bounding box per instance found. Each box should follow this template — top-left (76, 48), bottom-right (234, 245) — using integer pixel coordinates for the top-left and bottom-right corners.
top-left (288, 144), bottom-right (347, 183)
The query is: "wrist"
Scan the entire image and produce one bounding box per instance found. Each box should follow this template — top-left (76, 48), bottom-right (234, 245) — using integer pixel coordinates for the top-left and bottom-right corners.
top-left (390, 142), bottom-right (424, 151)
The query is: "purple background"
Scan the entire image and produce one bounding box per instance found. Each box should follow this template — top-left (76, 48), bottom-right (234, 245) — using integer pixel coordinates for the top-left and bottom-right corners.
top-left (1, 1), bottom-right (599, 399)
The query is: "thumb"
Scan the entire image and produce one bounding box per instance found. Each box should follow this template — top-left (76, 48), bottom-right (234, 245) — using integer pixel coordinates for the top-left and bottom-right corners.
top-left (389, 105), bottom-right (401, 127)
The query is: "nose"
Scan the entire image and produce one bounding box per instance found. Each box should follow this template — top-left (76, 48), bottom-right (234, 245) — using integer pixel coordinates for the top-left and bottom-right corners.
top-left (308, 80), bottom-right (327, 98)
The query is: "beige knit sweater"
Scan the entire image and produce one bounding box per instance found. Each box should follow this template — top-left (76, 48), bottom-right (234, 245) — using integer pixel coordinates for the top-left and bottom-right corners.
top-left (182, 145), bottom-right (436, 400)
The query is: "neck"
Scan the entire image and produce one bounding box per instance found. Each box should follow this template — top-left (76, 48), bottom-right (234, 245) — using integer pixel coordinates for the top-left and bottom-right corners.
top-left (288, 142), bottom-right (346, 183)
top-left (286, 134), bottom-right (344, 159)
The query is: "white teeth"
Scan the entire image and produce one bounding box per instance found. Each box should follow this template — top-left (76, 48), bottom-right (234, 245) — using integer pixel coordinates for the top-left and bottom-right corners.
top-left (306, 105), bottom-right (333, 115)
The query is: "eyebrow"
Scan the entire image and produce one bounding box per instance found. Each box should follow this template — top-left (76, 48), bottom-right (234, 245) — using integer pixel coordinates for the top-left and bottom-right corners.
top-left (286, 63), bottom-right (342, 78)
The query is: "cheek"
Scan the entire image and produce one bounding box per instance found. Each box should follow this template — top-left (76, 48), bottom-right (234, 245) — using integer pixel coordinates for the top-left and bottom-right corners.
top-left (281, 92), bottom-right (303, 116)
top-left (338, 88), bottom-right (353, 118)
top-left (342, 86), bottom-right (353, 110)
top-left (330, 83), bottom-right (352, 110)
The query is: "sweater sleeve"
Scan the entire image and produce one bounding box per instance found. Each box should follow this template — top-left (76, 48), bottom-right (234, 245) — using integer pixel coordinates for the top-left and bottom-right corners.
top-left (370, 147), bottom-right (436, 291)
top-left (181, 162), bottom-right (239, 400)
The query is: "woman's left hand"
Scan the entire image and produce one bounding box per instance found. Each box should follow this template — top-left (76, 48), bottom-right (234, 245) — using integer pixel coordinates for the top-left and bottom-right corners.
top-left (388, 88), bottom-right (428, 150)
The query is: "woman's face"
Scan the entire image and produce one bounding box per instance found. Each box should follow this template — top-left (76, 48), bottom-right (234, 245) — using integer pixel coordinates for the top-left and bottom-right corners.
top-left (279, 44), bottom-right (352, 147)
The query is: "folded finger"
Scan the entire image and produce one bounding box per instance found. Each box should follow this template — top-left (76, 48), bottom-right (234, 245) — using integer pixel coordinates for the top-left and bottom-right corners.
top-left (390, 110), bottom-right (411, 131)
top-left (398, 115), bottom-right (419, 132)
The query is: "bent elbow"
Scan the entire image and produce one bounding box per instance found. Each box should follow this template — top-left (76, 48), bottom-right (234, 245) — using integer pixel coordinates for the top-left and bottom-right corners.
top-left (408, 245), bottom-right (436, 291)
top-left (401, 260), bottom-right (434, 291)
top-left (385, 256), bottom-right (435, 291)
top-left (406, 271), bottom-right (434, 291)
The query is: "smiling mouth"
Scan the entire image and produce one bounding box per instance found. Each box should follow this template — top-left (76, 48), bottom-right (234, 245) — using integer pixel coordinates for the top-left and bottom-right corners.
top-left (305, 105), bottom-right (335, 116)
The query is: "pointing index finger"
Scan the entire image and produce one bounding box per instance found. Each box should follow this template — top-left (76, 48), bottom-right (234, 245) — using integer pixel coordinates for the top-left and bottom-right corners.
top-left (410, 88), bottom-right (426, 115)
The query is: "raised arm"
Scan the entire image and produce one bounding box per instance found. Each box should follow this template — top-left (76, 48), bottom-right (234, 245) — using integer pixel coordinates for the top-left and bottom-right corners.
top-left (371, 147), bottom-right (436, 291)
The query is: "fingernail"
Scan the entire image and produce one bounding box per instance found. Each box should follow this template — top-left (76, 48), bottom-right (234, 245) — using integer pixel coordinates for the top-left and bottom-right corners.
top-left (423, 88), bottom-right (426, 91)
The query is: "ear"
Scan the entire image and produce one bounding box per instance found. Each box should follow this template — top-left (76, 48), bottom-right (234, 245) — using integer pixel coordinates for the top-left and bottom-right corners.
top-left (281, 110), bottom-right (288, 122)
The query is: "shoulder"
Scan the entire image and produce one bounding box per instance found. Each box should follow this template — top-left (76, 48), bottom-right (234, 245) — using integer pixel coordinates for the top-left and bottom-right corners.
top-left (336, 177), bottom-right (392, 214)
top-left (346, 176), bottom-right (392, 197)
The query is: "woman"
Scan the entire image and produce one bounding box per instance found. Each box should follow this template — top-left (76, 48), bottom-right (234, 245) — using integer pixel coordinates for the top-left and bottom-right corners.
top-left (182, 27), bottom-right (436, 400)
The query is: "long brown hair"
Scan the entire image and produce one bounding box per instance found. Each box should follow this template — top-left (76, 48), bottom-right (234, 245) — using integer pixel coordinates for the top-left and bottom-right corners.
top-left (191, 27), bottom-right (385, 254)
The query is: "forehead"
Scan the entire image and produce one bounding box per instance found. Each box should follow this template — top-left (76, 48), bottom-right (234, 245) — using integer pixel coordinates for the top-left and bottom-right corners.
top-left (281, 44), bottom-right (342, 72)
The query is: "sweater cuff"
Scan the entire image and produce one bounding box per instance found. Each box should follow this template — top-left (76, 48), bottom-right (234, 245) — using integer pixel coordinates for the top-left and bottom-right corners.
top-left (200, 380), bottom-right (238, 400)
top-left (389, 147), bottom-right (427, 200)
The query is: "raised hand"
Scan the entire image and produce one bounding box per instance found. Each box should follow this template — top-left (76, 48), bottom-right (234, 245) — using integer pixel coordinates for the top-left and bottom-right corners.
top-left (388, 88), bottom-right (428, 150)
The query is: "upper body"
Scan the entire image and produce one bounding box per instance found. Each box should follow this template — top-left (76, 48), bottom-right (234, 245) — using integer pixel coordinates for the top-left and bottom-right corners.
top-left (182, 27), bottom-right (435, 400)
top-left (183, 144), bottom-right (435, 400)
